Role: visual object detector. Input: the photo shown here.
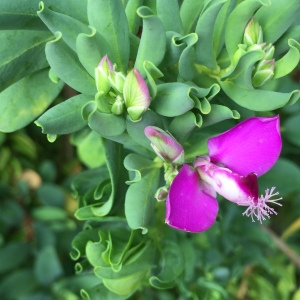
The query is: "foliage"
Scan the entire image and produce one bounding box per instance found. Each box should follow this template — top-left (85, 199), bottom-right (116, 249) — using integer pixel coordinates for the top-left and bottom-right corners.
top-left (1, 0), bottom-right (300, 299)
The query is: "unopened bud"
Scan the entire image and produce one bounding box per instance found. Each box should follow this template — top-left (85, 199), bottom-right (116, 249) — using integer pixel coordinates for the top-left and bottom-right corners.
top-left (124, 69), bottom-right (150, 122)
top-left (144, 126), bottom-right (184, 165)
top-left (109, 71), bottom-right (126, 94)
top-left (243, 18), bottom-right (263, 47)
top-left (111, 95), bottom-right (125, 115)
top-left (263, 43), bottom-right (275, 60)
top-left (95, 55), bottom-right (113, 94)
top-left (252, 59), bottom-right (274, 87)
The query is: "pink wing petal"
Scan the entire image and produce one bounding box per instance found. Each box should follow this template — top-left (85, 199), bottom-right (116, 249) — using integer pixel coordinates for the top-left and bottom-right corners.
top-left (166, 164), bottom-right (218, 233)
top-left (208, 116), bottom-right (281, 177)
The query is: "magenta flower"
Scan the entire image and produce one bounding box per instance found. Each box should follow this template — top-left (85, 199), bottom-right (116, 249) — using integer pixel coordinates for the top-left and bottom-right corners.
top-left (166, 116), bottom-right (282, 233)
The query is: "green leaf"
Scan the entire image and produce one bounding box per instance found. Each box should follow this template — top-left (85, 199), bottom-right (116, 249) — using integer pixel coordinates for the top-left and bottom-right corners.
top-left (43, 0), bottom-right (88, 24)
top-left (151, 83), bottom-right (195, 117)
top-left (36, 183), bottom-right (66, 207)
top-left (180, 0), bottom-right (204, 34)
top-left (45, 32), bottom-right (97, 95)
top-left (255, 0), bottom-right (300, 43)
top-left (156, 0), bottom-right (183, 34)
top-left (213, 0), bottom-right (237, 57)
top-left (169, 111), bottom-right (198, 142)
top-left (75, 139), bottom-right (127, 219)
top-left (0, 0), bottom-right (46, 30)
top-left (125, 169), bottom-right (160, 233)
top-left (143, 60), bottom-right (164, 99)
top-left (260, 158), bottom-right (300, 195)
top-left (202, 104), bottom-right (240, 127)
top-left (226, 48), bottom-right (264, 88)
top-left (0, 270), bottom-right (38, 299)
top-left (87, 0), bottom-right (130, 73)
top-left (195, 0), bottom-right (226, 70)
top-left (124, 153), bottom-right (162, 184)
top-left (134, 6), bottom-right (167, 77)
top-left (0, 242), bottom-right (30, 274)
top-left (126, 110), bottom-right (164, 150)
top-left (37, 2), bottom-right (90, 51)
top-left (125, 0), bottom-right (143, 35)
top-left (81, 283), bottom-right (127, 300)
top-left (36, 94), bottom-right (90, 135)
top-left (76, 27), bottom-right (112, 77)
top-left (274, 39), bottom-right (300, 79)
top-left (88, 108), bottom-right (126, 137)
top-left (70, 229), bottom-right (100, 260)
top-left (103, 270), bottom-right (148, 296)
top-left (149, 240), bottom-right (184, 289)
top-left (178, 33), bottom-right (199, 81)
top-left (0, 30), bottom-right (52, 92)
top-left (72, 129), bottom-right (106, 168)
top-left (225, 0), bottom-right (270, 59)
top-left (34, 246), bottom-right (63, 285)
top-left (32, 206), bottom-right (68, 221)
top-left (283, 114), bottom-right (300, 148)
top-left (220, 80), bottom-right (300, 111)
top-left (0, 69), bottom-right (63, 133)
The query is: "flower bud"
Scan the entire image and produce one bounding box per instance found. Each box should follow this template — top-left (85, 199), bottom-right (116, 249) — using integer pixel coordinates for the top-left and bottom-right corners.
top-left (109, 71), bottom-right (126, 94)
top-left (144, 126), bottom-right (184, 165)
top-left (243, 18), bottom-right (263, 47)
top-left (252, 59), bottom-right (274, 87)
top-left (123, 69), bottom-right (150, 122)
top-left (155, 186), bottom-right (169, 201)
top-left (95, 55), bottom-right (113, 94)
top-left (263, 43), bottom-right (275, 60)
top-left (111, 95), bottom-right (125, 115)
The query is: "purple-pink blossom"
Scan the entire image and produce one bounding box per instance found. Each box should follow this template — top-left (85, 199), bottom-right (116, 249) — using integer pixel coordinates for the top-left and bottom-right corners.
top-left (163, 116), bottom-right (282, 233)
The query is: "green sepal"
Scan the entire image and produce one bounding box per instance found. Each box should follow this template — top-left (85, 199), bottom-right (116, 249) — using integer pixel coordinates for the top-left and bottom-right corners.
top-left (134, 6), bottom-right (167, 77)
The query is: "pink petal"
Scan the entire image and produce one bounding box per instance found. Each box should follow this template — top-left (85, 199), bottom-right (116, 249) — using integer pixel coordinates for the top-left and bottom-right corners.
top-left (208, 116), bottom-right (281, 177)
top-left (166, 164), bottom-right (218, 233)
top-left (195, 157), bottom-right (259, 204)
